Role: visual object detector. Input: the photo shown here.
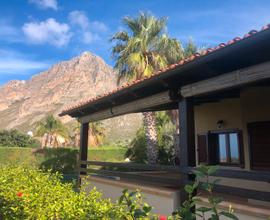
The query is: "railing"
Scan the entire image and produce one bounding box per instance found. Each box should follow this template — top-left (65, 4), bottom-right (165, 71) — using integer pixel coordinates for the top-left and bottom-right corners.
top-left (79, 160), bottom-right (190, 187)
top-left (79, 160), bottom-right (270, 202)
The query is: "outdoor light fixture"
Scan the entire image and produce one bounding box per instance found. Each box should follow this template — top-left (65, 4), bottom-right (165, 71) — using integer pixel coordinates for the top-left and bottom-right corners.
top-left (217, 120), bottom-right (224, 128)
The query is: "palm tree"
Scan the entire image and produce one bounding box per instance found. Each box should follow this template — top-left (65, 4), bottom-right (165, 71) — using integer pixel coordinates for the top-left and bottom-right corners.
top-left (71, 122), bottom-right (81, 148)
top-left (89, 122), bottom-right (105, 147)
top-left (71, 121), bottom-right (105, 148)
top-left (111, 12), bottom-right (184, 164)
top-left (35, 115), bottom-right (68, 148)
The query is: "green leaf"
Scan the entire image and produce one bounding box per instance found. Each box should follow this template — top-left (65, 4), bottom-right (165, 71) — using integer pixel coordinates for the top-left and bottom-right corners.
top-left (192, 181), bottom-right (199, 190)
top-left (128, 191), bottom-right (136, 198)
top-left (208, 166), bottom-right (219, 175)
top-left (197, 165), bottom-right (209, 175)
top-left (192, 197), bottom-right (202, 203)
top-left (219, 211), bottom-right (239, 220)
top-left (142, 205), bottom-right (152, 213)
top-left (193, 170), bottom-right (205, 178)
top-left (184, 184), bottom-right (194, 194)
top-left (209, 213), bottom-right (219, 220)
top-left (196, 207), bottom-right (212, 213)
top-left (118, 195), bottom-right (124, 204)
top-left (201, 182), bottom-right (210, 191)
top-left (133, 209), bottom-right (147, 217)
top-left (213, 197), bottom-right (222, 204)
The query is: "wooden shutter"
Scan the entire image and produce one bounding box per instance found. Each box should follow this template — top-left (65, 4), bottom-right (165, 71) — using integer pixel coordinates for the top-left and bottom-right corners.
top-left (197, 134), bottom-right (208, 164)
top-left (207, 133), bottom-right (219, 165)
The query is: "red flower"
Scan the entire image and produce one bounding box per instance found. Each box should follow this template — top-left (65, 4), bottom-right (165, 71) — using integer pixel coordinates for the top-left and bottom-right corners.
top-left (159, 215), bottom-right (167, 220)
top-left (17, 192), bottom-right (23, 197)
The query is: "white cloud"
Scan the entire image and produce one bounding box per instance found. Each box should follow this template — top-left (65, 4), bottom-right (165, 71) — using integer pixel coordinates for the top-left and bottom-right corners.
top-left (91, 21), bottom-right (108, 32)
top-left (68, 10), bottom-right (108, 44)
top-left (29, 0), bottom-right (58, 10)
top-left (83, 31), bottom-right (100, 44)
top-left (0, 49), bottom-right (50, 75)
top-left (68, 10), bottom-right (89, 29)
top-left (22, 18), bottom-right (72, 47)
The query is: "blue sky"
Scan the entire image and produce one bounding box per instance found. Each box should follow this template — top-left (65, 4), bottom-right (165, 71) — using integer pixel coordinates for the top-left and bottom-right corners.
top-left (1, 0), bottom-right (270, 85)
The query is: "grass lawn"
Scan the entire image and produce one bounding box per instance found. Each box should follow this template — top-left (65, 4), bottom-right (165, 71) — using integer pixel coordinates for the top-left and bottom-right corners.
top-left (0, 146), bottom-right (127, 173)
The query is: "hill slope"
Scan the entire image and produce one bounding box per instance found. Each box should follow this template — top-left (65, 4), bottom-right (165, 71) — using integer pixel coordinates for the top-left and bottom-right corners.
top-left (0, 52), bottom-right (142, 141)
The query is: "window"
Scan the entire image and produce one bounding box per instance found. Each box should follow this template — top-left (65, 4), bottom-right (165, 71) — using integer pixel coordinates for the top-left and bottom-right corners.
top-left (217, 132), bottom-right (240, 165)
top-left (197, 130), bottom-right (244, 167)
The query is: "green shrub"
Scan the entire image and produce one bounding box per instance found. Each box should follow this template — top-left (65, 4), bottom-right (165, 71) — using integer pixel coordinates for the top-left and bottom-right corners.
top-left (0, 165), bottom-right (238, 220)
top-left (34, 148), bottom-right (79, 174)
top-left (0, 129), bottom-right (40, 148)
top-left (0, 166), bottom-right (123, 219)
top-left (126, 111), bottom-right (176, 165)
top-left (156, 112), bottom-right (176, 165)
top-left (118, 189), bottom-right (154, 219)
top-left (173, 165), bottom-right (238, 220)
top-left (125, 128), bottom-right (148, 163)
top-left (0, 146), bottom-right (127, 174)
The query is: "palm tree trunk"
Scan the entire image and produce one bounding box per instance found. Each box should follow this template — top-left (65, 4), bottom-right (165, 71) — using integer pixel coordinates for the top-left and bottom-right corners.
top-left (142, 112), bottom-right (158, 164)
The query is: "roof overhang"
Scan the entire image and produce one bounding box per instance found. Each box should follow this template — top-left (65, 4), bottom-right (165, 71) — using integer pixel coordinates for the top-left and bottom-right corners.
top-left (60, 26), bottom-right (270, 121)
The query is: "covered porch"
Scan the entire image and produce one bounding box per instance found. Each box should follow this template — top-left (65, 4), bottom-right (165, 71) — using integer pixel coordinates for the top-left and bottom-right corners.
top-left (60, 26), bottom-right (270, 218)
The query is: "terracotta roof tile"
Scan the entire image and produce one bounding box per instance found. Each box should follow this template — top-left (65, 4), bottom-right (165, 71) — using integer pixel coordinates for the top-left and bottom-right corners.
top-left (60, 24), bottom-right (270, 116)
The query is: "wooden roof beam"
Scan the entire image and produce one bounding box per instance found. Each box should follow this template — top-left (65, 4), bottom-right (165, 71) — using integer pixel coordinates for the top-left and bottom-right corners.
top-left (180, 61), bottom-right (270, 98)
top-left (78, 91), bottom-right (172, 123)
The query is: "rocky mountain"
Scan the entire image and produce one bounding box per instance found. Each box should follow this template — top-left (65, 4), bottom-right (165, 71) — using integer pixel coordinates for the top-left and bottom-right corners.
top-left (0, 52), bottom-right (142, 141)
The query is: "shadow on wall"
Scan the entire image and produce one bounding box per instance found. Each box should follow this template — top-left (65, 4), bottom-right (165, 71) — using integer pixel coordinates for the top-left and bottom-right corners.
top-left (33, 148), bottom-right (79, 174)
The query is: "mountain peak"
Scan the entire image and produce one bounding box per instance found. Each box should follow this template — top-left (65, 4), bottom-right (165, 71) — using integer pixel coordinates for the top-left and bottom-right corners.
top-left (0, 52), bottom-right (117, 130)
top-left (81, 51), bottom-right (94, 57)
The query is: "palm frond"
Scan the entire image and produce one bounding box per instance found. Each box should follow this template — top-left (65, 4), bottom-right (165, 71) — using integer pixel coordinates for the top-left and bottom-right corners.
top-left (111, 12), bottom-right (193, 82)
top-left (184, 38), bottom-right (197, 58)
top-left (34, 115), bottom-right (68, 138)
top-left (110, 31), bottom-right (129, 42)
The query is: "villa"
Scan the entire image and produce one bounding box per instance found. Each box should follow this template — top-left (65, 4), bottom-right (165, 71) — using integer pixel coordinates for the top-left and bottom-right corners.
top-left (60, 24), bottom-right (270, 219)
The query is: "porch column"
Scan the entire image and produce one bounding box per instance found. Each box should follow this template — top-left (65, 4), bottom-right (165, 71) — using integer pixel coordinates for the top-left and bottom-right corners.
top-left (79, 122), bottom-right (89, 176)
top-left (178, 97), bottom-right (196, 201)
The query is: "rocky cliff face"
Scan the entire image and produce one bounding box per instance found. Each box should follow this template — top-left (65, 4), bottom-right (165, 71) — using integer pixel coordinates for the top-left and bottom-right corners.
top-left (0, 52), bottom-right (142, 140)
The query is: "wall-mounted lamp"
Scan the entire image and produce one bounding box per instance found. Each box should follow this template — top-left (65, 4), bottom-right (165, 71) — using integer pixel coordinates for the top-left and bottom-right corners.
top-left (217, 120), bottom-right (224, 128)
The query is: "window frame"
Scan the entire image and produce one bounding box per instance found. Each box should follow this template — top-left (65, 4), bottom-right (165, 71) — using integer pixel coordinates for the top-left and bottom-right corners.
top-left (210, 129), bottom-right (242, 166)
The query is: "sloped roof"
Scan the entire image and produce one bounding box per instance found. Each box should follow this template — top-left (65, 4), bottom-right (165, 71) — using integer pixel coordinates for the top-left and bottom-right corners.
top-left (60, 24), bottom-right (270, 117)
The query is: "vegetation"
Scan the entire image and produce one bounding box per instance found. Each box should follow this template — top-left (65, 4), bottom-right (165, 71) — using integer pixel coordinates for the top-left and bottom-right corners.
top-left (0, 129), bottom-right (40, 148)
top-left (35, 115), bottom-right (68, 148)
top-left (155, 112), bottom-right (176, 165)
top-left (0, 146), bottom-right (127, 174)
top-left (111, 12), bottom-right (197, 164)
top-left (111, 12), bottom-right (185, 164)
top-left (89, 122), bottom-right (106, 147)
top-left (71, 121), bottom-right (106, 147)
top-left (0, 165), bottom-right (238, 219)
top-left (0, 166), bottom-right (122, 219)
top-left (118, 189), bottom-right (153, 219)
top-left (173, 166), bottom-right (238, 220)
top-left (126, 111), bottom-right (176, 165)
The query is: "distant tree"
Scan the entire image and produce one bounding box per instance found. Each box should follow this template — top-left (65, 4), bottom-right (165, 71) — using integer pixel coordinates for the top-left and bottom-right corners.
top-left (0, 129), bottom-right (39, 148)
top-left (70, 121), bottom-right (105, 148)
top-left (35, 115), bottom-right (68, 148)
top-left (71, 122), bottom-right (81, 148)
top-left (89, 122), bottom-right (105, 147)
top-left (111, 12), bottom-right (186, 164)
top-left (126, 111), bottom-right (176, 165)
top-left (183, 38), bottom-right (197, 57)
